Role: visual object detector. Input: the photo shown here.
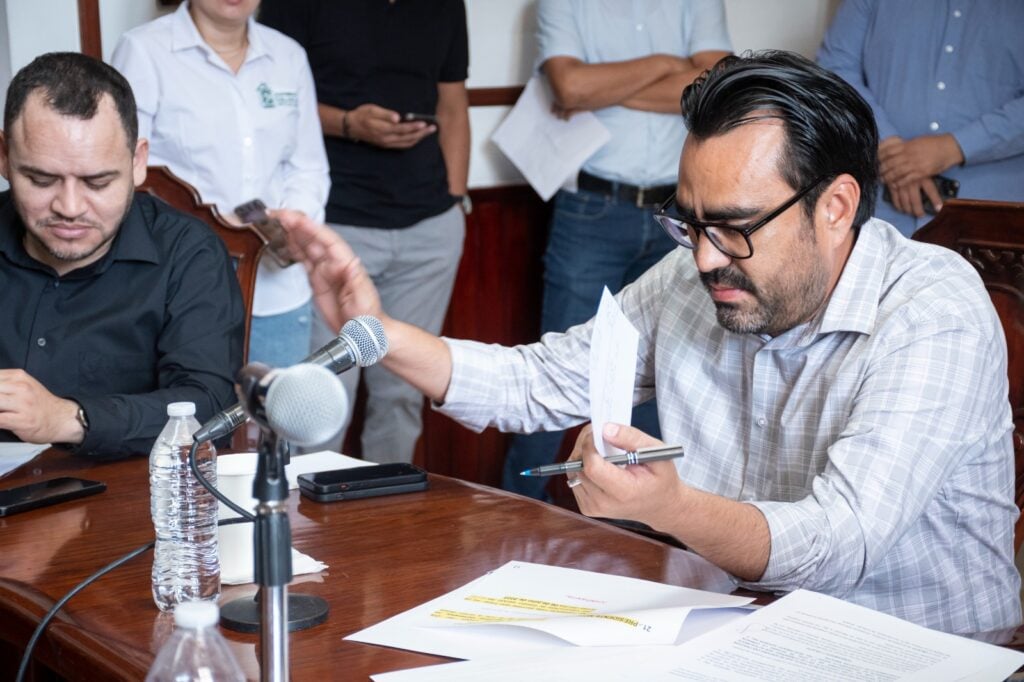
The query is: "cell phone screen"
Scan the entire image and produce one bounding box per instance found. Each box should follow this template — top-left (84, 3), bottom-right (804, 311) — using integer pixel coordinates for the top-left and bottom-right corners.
top-left (0, 477), bottom-right (106, 517)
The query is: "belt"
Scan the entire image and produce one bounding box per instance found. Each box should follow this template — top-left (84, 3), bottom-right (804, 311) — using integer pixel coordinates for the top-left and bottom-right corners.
top-left (577, 170), bottom-right (675, 208)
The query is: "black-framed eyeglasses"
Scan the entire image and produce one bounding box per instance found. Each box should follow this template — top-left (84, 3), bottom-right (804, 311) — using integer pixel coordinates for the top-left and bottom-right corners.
top-left (653, 177), bottom-right (827, 259)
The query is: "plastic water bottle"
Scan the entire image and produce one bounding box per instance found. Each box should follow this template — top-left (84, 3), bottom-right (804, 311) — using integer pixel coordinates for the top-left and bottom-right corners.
top-left (150, 402), bottom-right (220, 611)
top-left (146, 601), bottom-right (244, 682)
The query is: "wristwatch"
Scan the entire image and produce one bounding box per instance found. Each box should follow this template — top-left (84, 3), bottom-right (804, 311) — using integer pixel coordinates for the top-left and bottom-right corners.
top-left (456, 194), bottom-right (473, 215)
top-left (75, 404), bottom-right (90, 433)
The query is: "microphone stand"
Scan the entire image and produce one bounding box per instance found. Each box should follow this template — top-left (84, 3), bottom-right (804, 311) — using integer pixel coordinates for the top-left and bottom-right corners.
top-left (252, 430), bottom-right (291, 682)
top-left (219, 365), bottom-right (329, 680)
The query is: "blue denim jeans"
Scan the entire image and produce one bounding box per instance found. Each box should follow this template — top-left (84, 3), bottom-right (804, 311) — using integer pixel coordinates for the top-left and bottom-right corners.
top-left (501, 187), bottom-right (675, 499)
top-left (248, 300), bottom-right (313, 369)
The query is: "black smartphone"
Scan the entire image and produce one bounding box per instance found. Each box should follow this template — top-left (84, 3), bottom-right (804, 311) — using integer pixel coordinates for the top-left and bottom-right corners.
top-left (298, 463), bottom-right (427, 494)
top-left (882, 174), bottom-right (960, 215)
top-left (297, 463), bottom-right (428, 501)
top-left (402, 112), bottom-right (438, 126)
top-left (0, 477), bottom-right (106, 517)
top-left (233, 198), bottom-right (294, 267)
top-left (299, 480), bottom-right (428, 502)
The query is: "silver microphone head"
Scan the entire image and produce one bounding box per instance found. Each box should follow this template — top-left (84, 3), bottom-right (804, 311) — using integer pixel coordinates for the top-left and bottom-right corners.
top-left (342, 315), bottom-right (389, 367)
top-left (265, 364), bottom-right (349, 446)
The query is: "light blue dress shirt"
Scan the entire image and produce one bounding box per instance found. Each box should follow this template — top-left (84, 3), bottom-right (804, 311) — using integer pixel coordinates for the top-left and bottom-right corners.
top-left (536, 0), bottom-right (732, 186)
top-left (818, 0), bottom-right (1024, 235)
top-left (440, 219), bottom-right (1020, 634)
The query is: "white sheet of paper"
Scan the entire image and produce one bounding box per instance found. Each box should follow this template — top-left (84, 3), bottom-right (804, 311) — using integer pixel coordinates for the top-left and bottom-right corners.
top-left (372, 589), bottom-right (1024, 682)
top-left (216, 451), bottom-right (373, 584)
top-left (347, 560), bottom-right (751, 661)
top-left (589, 287), bottom-right (640, 457)
top-left (0, 442), bottom-right (49, 477)
top-left (491, 75), bottom-right (611, 201)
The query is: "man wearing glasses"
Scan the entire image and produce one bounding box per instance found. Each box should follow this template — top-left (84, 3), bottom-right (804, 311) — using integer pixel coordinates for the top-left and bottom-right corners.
top-left (279, 51), bottom-right (1019, 634)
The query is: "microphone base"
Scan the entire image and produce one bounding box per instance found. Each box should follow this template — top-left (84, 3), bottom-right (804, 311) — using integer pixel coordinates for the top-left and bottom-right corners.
top-left (220, 593), bottom-right (329, 633)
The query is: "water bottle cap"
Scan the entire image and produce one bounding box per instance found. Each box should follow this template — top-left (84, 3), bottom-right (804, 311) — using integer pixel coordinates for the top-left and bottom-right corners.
top-left (166, 402), bottom-right (196, 417)
top-left (173, 600), bottom-right (219, 629)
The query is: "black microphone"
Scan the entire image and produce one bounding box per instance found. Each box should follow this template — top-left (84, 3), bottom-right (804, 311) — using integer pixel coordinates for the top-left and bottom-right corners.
top-left (194, 315), bottom-right (388, 443)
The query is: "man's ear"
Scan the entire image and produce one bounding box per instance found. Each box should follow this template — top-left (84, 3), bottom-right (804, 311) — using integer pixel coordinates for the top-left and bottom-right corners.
top-left (819, 173), bottom-right (861, 244)
top-left (0, 130), bottom-right (10, 181)
top-left (132, 137), bottom-right (149, 187)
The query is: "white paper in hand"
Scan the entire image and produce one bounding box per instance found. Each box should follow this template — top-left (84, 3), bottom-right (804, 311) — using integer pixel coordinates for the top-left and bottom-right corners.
top-left (589, 288), bottom-right (640, 457)
top-left (491, 76), bottom-right (611, 201)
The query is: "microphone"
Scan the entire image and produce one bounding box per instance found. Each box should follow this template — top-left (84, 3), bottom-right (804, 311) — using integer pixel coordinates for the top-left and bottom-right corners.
top-left (194, 315), bottom-right (388, 443)
top-left (237, 363), bottom-right (349, 447)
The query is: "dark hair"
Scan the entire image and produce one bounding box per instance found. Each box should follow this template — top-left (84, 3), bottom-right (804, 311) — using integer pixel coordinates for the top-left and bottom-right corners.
top-left (681, 50), bottom-right (878, 229)
top-left (4, 52), bottom-right (138, 150)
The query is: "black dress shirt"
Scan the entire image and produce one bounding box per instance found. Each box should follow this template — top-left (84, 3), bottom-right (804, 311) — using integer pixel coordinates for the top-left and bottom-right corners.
top-left (260, 0), bottom-right (469, 229)
top-left (0, 191), bottom-right (244, 458)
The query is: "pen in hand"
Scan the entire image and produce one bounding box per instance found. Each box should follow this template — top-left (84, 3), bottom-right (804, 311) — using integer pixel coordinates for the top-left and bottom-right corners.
top-left (519, 445), bottom-right (685, 477)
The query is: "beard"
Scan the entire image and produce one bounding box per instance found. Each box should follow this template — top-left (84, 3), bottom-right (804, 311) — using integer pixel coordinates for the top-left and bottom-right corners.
top-left (24, 184), bottom-right (133, 267)
top-left (700, 251), bottom-right (831, 337)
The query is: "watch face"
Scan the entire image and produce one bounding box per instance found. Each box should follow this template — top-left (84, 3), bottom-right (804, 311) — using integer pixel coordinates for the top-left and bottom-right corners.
top-left (460, 194), bottom-right (473, 215)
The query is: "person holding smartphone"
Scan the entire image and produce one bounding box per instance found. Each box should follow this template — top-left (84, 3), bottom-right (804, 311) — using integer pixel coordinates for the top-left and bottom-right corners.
top-left (818, 0), bottom-right (1024, 236)
top-left (260, 0), bottom-right (470, 465)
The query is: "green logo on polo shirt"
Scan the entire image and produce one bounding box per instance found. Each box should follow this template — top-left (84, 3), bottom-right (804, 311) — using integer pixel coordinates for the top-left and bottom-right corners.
top-left (256, 82), bottom-right (298, 109)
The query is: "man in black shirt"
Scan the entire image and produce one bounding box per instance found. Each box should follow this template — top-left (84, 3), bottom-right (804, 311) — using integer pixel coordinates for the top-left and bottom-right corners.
top-left (260, 0), bottom-right (470, 464)
top-left (0, 52), bottom-right (243, 458)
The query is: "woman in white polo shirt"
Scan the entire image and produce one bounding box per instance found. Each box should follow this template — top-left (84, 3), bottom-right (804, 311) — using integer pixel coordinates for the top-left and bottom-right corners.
top-left (112, 0), bottom-right (329, 367)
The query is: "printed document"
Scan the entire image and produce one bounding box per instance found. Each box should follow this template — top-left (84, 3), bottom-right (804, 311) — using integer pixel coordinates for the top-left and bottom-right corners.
top-left (0, 442), bottom-right (48, 477)
top-left (373, 589), bottom-right (1024, 681)
top-left (348, 561), bottom-right (752, 661)
top-left (491, 76), bottom-right (611, 201)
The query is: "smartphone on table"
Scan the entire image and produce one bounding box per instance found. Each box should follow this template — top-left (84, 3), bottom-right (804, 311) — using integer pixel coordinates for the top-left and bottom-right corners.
top-left (297, 463), bottom-right (428, 502)
top-left (0, 477), bottom-right (106, 517)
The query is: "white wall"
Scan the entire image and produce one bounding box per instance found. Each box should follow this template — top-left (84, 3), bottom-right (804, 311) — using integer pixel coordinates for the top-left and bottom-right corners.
top-left (0, 0), bottom-right (842, 190)
top-left (99, 0), bottom-right (171, 62)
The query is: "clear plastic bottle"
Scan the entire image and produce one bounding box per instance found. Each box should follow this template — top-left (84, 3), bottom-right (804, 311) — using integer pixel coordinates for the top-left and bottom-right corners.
top-left (150, 401), bottom-right (220, 611)
top-left (145, 601), bottom-right (245, 682)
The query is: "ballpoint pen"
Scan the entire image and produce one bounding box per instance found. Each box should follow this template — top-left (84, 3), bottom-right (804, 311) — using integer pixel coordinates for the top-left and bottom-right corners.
top-left (519, 444), bottom-right (685, 477)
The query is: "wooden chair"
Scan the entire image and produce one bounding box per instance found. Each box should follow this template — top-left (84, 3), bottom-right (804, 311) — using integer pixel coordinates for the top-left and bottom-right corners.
top-left (136, 165), bottom-right (267, 450)
top-left (136, 165), bottom-right (266, 361)
top-left (912, 199), bottom-right (1024, 552)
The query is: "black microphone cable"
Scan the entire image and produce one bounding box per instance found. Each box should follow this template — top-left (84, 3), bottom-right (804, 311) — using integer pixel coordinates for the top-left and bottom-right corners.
top-left (16, 439), bottom-right (252, 682)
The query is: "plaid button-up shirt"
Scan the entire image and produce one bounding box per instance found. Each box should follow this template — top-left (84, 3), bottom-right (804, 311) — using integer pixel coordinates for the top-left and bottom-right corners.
top-left (440, 218), bottom-right (1020, 634)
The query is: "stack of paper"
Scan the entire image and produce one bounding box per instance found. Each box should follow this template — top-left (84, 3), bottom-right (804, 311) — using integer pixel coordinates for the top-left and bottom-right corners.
top-left (366, 579), bottom-right (1024, 681)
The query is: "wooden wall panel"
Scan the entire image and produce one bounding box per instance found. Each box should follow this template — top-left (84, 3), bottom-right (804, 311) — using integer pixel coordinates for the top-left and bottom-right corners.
top-left (417, 186), bottom-right (550, 486)
top-left (342, 186), bottom-right (551, 489)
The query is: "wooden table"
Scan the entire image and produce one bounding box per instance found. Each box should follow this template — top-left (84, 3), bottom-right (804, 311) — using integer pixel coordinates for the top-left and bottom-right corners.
top-left (0, 450), bottom-right (736, 680)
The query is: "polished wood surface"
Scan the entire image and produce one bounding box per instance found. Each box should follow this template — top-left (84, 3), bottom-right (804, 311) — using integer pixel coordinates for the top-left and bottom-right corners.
top-left (0, 450), bottom-right (734, 680)
top-left (913, 199), bottom-right (1024, 552)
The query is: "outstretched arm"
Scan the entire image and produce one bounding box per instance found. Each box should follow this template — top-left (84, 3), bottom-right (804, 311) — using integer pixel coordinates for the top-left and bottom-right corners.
top-left (276, 211), bottom-right (454, 402)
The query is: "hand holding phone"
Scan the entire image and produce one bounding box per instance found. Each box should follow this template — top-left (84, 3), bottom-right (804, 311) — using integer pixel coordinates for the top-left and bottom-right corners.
top-left (234, 198), bottom-right (295, 268)
top-left (298, 463), bottom-right (428, 502)
top-left (402, 112), bottom-right (438, 126)
top-left (882, 175), bottom-right (959, 216)
top-left (0, 477), bottom-right (106, 517)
